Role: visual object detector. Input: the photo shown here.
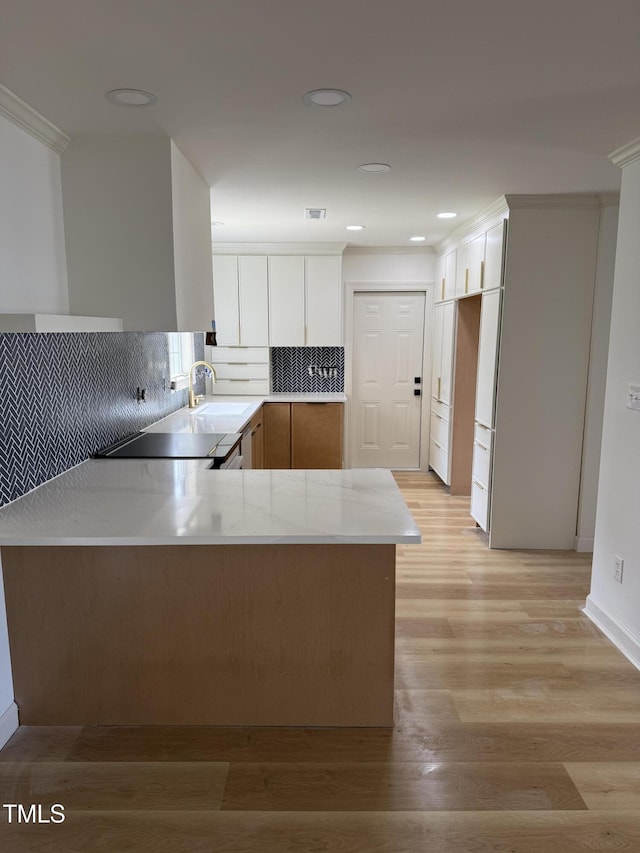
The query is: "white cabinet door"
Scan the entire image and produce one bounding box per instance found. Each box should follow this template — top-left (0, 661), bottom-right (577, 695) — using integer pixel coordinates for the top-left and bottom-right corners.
top-left (475, 289), bottom-right (501, 427)
top-left (431, 303), bottom-right (444, 399)
top-left (483, 221), bottom-right (505, 291)
top-left (444, 251), bottom-right (456, 300)
top-left (212, 256), bottom-right (240, 345)
top-left (439, 301), bottom-right (455, 405)
top-left (468, 233), bottom-right (486, 294)
top-left (455, 242), bottom-right (470, 298)
top-left (268, 256), bottom-right (305, 345)
top-left (431, 301), bottom-right (455, 405)
top-left (435, 254), bottom-right (446, 303)
top-left (238, 256), bottom-right (269, 345)
top-left (305, 255), bottom-right (342, 345)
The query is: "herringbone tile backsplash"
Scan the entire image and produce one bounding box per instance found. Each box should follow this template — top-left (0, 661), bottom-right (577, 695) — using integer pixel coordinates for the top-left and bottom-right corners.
top-left (0, 332), bottom-right (203, 508)
top-left (271, 347), bottom-right (344, 393)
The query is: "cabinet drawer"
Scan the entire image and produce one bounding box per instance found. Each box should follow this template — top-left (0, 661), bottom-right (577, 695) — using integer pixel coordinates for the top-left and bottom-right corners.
top-left (212, 379), bottom-right (270, 395)
top-left (430, 398), bottom-right (451, 421)
top-left (470, 479), bottom-right (489, 531)
top-left (213, 362), bottom-right (269, 380)
top-left (474, 421), bottom-right (493, 449)
top-left (430, 408), bottom-right (450, 451)
top-left (429, 438), bottom-right (450, 485)
top-left (472, 440), bottom-right (491, 489)
top-left (209, 347), bottom-right (269, 363)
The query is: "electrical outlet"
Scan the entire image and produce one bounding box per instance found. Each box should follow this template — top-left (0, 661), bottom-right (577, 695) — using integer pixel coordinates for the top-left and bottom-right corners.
top-left (614, 555), bottom-right (624, 583)
top-left (627, 384), bottom-right (640, 411)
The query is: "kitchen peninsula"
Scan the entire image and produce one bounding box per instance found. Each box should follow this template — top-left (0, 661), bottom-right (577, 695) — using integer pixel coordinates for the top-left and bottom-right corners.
top-left (0, 411), bottom-right (420, 728)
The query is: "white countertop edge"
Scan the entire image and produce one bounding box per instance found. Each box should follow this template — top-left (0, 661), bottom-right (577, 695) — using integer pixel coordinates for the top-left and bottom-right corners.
top-left (0, 533), bottom-right (422, 547)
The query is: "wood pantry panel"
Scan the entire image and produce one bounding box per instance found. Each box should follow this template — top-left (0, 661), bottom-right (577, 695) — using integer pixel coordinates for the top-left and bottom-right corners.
top-left (1, 544), bottom-right (396, 727)
top-left (262, 402), bottom-right (291, 468)
top-left (291, 403), bottom-right (343, 469)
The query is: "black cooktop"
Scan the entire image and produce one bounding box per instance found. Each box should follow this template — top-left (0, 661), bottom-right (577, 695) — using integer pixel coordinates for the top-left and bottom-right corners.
top-left (95, 431), bottom-right (240, 461)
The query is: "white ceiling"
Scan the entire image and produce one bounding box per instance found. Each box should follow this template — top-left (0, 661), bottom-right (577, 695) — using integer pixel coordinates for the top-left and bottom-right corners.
top-left (1, 0), bottom-right (639, 247)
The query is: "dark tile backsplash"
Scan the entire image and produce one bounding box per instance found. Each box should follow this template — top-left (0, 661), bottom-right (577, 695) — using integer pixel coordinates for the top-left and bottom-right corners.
top-left (0, 332), bottom-right (204, 508)
top-left (271, 347), bottom-right (344, 393)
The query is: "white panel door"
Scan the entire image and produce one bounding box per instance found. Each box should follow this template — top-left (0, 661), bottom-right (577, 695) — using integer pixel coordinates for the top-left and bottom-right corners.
top-left (305, 255), bottom-right (342, 345)
top-left (212, 256), bottom-right (240, 345)
top-left (238, 256), bottom-right (269, 345)
top-left (475, 289), bottom-right (502, 427)
top-left (268, 256), bottom-right (305, 345)
top-left (351, 292), bottom-right (426, 469)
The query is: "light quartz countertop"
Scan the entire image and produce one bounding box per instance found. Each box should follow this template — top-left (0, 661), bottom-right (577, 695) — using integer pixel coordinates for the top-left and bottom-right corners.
top-left (0, 392), bottom-right (420, 546)
top-left (145, 393), bottom-right (347, 435)
top-left (0, 462), bottom-right (421, 546)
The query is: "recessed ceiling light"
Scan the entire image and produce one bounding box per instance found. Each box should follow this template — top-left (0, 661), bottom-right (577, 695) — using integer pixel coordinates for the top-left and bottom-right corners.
top-left (302, 89), bottom-right (351, 106)
top-left (106, 88), bottom-right (157, 107)
top-left (346, 225), bottom-right (365, 231)
top-left (357, 163), bottom-right (391, 174)
top-left (437, 211), bottom-right (458, 219)
top-left (409, 236), bottom-right (426, 242)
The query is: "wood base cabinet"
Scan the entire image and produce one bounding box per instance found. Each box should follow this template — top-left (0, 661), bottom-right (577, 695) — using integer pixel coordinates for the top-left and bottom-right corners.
top-left (263, 402), bottom-right (343, 469)
top-left (291, 403), bottom-right (343, 469)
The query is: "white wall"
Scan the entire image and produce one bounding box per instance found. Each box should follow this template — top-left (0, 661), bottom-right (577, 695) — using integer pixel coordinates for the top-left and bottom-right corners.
top-left (0, 113), bottom-right (68, 313)
top-left (171, 141), bottom-right (214, 331)
top-left (586, 147), bottom-right (640, 668)
top-left (342, 249), bottom-right (435, 283)
top-left (575, 200), bottom-right (618, 551)
top-left (61, 135), bottom-right (177, 331)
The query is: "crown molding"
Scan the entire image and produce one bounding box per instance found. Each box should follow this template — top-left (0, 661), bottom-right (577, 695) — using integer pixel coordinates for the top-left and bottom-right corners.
top-left (609, 138), bottom-right (640, 169)
top-left (504, 193), bottom-right (603, 210)
top-left (435, 196), bottom-right (508, 256)
top-left (598, 192), bottom-right (620, 208)
top-left (0, 84), bottom-right (70, 154)
top-left (343, 245), bottom-right (435, 255)
top-left (212, 242), bottom-right (347, 256)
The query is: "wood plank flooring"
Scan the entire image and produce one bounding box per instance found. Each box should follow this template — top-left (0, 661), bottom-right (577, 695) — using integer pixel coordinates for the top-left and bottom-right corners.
top-left (1, 470), bottom-right (640, 851)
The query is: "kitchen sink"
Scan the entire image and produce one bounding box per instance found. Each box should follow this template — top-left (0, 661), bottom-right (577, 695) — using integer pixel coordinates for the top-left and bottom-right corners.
top-left (196, 402), bottom-right (253, 416)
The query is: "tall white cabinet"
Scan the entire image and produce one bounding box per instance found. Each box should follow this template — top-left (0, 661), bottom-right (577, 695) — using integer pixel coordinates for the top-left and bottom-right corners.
top-left (433, 195), bottom-right (606, 550)
top-left (212, 255), bottom-right (269, 346)
top-left (429, 301), bottom-right (456, 484)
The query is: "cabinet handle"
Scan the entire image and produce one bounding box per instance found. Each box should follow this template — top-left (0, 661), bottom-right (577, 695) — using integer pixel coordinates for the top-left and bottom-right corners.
top-left (476, 421), bottom-right (490, 430)
top-left (441, 278), bottom-right (445, 300)
top-left (472, 478), bottom-right (486, 491)
top-left (437, 377), bottom-right (441, 399)
top-left (480, 260), bottom-right (485, 290)
top-left (228, 378), bottom-right (251, 382)
top-left (465, 268), bottom-right (469, 294)
top-left (474, 440), bottom-right (489, 451)
top-left (227, 362), bottom-right (249, 366)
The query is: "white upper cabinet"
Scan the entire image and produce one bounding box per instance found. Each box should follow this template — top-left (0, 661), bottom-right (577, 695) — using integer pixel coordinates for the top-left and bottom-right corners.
top-left (475, 288), bottom-right (501, 427)
top-left (213, 255), bottom-right (269, 346)
top-left (212, 255), bottom-right (240, 345)
top-left (435, 252), bottom-right (456, 302)
top-left (467, 233), bottom-right (486, 294)
top-left (305, 255), bottom-right (342, 345)
top-left (483, 221), bottom-right (506, 291)
top-left (238, 256), bottom-right (269, 345)
top-left (268, 256), bottom-right (305, 346)
top-left (455, 242), bottom-right (470, 298)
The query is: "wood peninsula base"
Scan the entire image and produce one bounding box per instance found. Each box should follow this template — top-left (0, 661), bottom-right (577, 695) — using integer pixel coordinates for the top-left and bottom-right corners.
top-left (2, 543), bottom-right (396, 727)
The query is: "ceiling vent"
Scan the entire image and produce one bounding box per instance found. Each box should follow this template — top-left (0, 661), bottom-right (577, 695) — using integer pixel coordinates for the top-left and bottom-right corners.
top-left (305, 208), bottom-right (327, 220)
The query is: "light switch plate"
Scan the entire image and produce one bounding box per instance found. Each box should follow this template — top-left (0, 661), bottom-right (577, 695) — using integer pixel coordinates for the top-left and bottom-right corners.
top-left (627, 384), bottom-right (640, 411)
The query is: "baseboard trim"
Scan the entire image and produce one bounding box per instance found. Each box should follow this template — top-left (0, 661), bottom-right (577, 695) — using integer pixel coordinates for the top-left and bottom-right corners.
top-left (583, 595), bottom-right (640, 672)
top-left (0, 702), bottom-right (19, 750)
top-left (574, 536), bottom-right (594, 552)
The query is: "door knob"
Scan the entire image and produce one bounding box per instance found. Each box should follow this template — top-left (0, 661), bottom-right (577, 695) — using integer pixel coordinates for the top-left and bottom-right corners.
top-left (414, 376), bottom-right (421, 383)
top-left (414, 389), bottom-right (421, 396)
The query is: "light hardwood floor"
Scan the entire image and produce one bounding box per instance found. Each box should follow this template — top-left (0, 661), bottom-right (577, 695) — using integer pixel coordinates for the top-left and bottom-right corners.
top-left (1, 471), bottom-right (640, 852)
